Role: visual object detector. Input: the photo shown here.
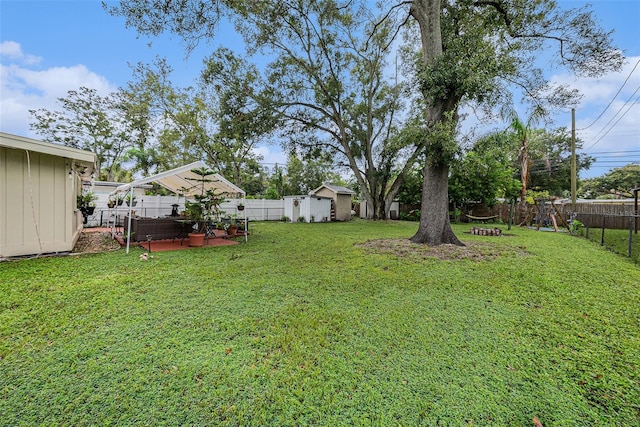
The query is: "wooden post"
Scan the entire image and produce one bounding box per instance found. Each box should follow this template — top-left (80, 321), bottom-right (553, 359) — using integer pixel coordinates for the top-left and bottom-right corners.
top-left (508, 200), bottom-right (513, 231)
top-left (629, 216), bottom-right (634, 258)
top-left (550, 213), bottom-right (558, 232)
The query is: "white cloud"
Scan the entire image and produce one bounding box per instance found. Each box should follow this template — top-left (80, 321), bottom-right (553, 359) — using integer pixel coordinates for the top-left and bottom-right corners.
top-left (0, 42), bottom-right (116, 138)
top-left (550, 57), bottom-right (640, 106)
top-left (252, 145), bottom-right (288, 170)
top-left (548, 56), bottom-right (640, 178)
top-left (0, 40), bottom-right (42, 65)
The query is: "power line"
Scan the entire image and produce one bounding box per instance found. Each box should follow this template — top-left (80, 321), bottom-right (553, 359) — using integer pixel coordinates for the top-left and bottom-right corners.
top-left (577, 58), bottom-right (640, 131)
top-left (586, 150), bottom-right (640, 155)
top-left (587, 85), bottom-right (640, 142)
top-left (590, 154), bottom-right (640, 159)
top-left (584, 94), bottom-right (640, 151)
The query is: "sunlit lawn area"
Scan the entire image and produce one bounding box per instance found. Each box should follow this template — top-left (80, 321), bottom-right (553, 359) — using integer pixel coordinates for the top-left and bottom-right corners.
top-left (1, 220), bottom-right (639, 426)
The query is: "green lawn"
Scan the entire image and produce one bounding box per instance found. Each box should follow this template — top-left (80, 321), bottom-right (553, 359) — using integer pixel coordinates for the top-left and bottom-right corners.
top-left (581, 226), bottom-right (640, 265)
top-left (1, 220), bottom-right (639, 426)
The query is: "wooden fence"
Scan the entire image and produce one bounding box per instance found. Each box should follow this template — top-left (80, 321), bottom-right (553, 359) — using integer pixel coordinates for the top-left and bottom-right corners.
top-left (460, 200), bottom-right (638, 231)
top-left (565, 203), bottom-right (637, 230)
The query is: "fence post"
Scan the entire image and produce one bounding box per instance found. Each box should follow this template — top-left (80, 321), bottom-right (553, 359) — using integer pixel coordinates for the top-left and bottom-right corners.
top-left (601, 216), bottom-right (606, 246)
top-left (629, 216), bottom-right (634, 258)
top-left (508, 200), bottom-right (514, 231)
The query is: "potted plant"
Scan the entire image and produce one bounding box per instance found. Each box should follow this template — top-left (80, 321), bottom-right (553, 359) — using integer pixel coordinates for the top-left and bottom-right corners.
top-left (182, 167), bottom-right (225, 246)
top-left (107, 196), bottom-right (116, 209)
top-left (237, 202), bottom-right (245, 211)
top-left (125, 193), bottom-right (137, 207)
top-left (226, 214), bottom-right (239, 236)
top-left (77, 191), bottom-right (97, 224)
top-left (77, 191), bottom-right (97, 215)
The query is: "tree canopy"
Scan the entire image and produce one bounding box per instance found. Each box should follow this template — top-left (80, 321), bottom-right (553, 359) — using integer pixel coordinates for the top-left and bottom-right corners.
top-left (404, 0), bottom-right (622, 244)
top-left (579, 164), bottom-right (640, 199)
top-left (29, 87), bottom-right (132, 181)
top-left (105, 0), bottom-right (623, 245)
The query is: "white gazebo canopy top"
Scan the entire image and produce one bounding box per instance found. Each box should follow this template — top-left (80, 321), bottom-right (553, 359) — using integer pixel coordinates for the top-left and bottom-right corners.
top-left (109, 161), bottom-right (245, 198)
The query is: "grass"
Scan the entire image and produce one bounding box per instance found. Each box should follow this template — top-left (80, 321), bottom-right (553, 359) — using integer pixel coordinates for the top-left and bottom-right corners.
top-left (1, 220), bottom-right (639, 426)
top-left (580, 225), bottom-right (640, 264)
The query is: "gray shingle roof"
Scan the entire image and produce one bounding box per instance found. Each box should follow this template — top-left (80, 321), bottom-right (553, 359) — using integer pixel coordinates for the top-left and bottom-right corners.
top-left (313, 183), bottom-right (356, 195)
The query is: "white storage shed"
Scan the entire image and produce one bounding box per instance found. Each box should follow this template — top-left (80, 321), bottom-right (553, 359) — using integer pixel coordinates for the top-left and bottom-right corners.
top-left (283, 195), bottom-right (332, 223)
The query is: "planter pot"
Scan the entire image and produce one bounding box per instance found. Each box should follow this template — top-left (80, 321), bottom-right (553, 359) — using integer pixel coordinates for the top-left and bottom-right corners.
top-left (188, 233), bottom-right (206, 247)
top-left (107, 201), bottom-right (116, 208)
top-left (227, 226), bottom-right (238, 237)
top-left (237, 205), bottom-right (245, 211)
top-left (80, 206), bottom-right (95, 216)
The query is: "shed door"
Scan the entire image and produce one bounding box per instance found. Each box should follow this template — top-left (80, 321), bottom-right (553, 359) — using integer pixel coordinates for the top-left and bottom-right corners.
top-left (292, 199), bottom-right (300, 221)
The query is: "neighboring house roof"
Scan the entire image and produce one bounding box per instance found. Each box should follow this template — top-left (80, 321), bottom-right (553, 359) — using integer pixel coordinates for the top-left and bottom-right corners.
top-left (110, 161), bottom-right (245, 198)
top-left (0, 132), bottom-right (96, 176)
top-left (311, 183), bottom-right (356, 195)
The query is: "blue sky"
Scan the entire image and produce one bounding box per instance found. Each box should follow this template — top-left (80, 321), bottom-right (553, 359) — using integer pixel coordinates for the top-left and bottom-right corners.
top-left (1, 0), bottom-right (639, 179)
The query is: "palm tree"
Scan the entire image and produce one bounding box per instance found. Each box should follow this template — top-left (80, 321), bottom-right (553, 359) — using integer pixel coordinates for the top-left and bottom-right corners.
top-left (500, 105), bottom-right (546, 225)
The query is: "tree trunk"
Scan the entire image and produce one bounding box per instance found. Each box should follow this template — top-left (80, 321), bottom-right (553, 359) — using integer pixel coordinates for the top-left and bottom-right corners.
top-left (407, 0), bottom-right (462, 246)
top-left (518, 138), bottom-right (530, 226)
top-left (519, 186), bottom-right (528, 226)
top-left (375, 194), bottom-right (387, 220)
top-left (410, 163), bottom-right (463, 246)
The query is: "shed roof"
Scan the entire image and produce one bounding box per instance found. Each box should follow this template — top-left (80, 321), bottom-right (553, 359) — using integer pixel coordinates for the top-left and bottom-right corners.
top-left (0, 132), bottom-right (96, 177)
top-left (312, 183), bottom-right (356, 195)
top-left (110, 161), bottom-right (245, 198)
top-left (284, 194), bottom-right (333, 200)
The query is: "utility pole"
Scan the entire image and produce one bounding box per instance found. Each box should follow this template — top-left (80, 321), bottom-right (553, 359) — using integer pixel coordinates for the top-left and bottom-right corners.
top-left (571, 108), bottom-right (577, 210)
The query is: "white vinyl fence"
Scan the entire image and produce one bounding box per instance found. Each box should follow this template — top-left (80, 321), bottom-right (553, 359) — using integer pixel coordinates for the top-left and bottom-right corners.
top-left (85, 196), bottom-right (285, 227)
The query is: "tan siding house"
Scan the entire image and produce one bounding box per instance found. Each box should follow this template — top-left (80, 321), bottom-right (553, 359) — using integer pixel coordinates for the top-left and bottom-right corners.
top-left (312, 184), bottom-right (355, 221)
top-left (1, 132), bottom-right (96, 258)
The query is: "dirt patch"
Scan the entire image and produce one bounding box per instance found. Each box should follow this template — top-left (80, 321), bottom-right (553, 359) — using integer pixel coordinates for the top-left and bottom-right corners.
top-left (72, 232), bottom-right (122, 254)
top-left (356, 238), bottom-right (528, 262)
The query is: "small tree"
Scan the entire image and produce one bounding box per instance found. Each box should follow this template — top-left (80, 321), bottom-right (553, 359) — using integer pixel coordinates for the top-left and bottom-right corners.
top-left (182, 167), bottom-right (225, 233)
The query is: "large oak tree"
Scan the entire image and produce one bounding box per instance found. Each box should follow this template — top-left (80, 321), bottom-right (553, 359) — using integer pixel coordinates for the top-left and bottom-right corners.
top-left (403, 0), bottom-right (622, 245)
top-left (107, 0), bottom-right (623, 244)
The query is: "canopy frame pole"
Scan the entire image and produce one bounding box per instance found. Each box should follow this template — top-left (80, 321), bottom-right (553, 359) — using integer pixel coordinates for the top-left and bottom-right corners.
top-left (243, 196), bottom-right (248, 243)
top-left (125, 187), bottom-right (134, 254)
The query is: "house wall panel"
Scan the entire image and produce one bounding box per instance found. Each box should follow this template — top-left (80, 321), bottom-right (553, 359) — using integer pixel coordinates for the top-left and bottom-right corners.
top-left (3, 147), bottom-right (27, 246)
top-left (1, 146), bottom-right (78, 257)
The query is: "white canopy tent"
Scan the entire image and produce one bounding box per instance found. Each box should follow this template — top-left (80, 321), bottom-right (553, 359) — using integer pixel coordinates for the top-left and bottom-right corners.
top-left (109, 161), bottom-right (247, 252)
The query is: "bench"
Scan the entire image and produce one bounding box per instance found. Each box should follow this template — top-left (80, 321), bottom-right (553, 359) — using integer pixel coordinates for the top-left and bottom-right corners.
top-left (124, 216), bottom-right (186, 241)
